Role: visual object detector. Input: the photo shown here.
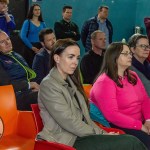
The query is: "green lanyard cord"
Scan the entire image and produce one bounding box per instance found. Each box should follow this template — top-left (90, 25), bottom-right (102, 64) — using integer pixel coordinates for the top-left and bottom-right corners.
top-left (8, 53), bottom-right (36, 82)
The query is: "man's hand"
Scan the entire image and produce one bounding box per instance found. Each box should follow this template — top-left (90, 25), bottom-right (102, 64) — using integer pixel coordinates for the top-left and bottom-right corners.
top-left (30, 82), bottom-right (39, 92)
top-left (1, 6), bottom-right (8, 15)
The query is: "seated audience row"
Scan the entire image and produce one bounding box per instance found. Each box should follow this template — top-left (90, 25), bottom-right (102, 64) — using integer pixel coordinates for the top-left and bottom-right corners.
top-left (90, 42), bottom-right (150, 149)
top-left (37, 38), bottom-right (147, 150)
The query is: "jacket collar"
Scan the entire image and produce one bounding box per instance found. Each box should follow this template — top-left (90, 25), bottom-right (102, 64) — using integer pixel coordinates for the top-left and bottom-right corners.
top-left (50, 66), bottom-right (68, 86)
top-left (50, 66), bottom-right (77, 103)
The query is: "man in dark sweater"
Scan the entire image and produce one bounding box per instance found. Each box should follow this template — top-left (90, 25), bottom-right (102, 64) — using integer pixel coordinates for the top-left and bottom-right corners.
top-left (80, 30), bottom-right (106, 84)
top-left (0, 30), bottom-right (39, 110)
top-left (54, 5), bottom-right (80, 41)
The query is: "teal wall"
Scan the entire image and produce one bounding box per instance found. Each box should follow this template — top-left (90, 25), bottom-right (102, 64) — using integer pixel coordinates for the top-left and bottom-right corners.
top-left (29, 0), bottom-right (144, 55)
top-left (136, 0), bottom-right (150, 34)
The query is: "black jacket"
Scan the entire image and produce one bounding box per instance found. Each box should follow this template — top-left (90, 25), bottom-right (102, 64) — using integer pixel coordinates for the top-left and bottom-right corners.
top-left (54, 19), bottom-right (80, 41)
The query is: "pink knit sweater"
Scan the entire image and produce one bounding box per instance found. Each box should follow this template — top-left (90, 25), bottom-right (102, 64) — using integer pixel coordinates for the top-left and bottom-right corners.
top-left (90, 72), bottom-right (150, 130)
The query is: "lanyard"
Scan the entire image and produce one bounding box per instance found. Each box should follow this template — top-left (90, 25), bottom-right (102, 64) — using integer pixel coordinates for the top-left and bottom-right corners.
top-left (8, 53), bottom-right (36, 82)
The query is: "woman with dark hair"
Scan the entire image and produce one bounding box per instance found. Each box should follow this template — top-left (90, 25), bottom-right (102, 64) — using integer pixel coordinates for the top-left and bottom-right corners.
top-left (37, 39), bottom-right (147, 150)
top-left (20, 3), bottom-right (46, 67)
top-left (90, 42), bottom-right (150, 149)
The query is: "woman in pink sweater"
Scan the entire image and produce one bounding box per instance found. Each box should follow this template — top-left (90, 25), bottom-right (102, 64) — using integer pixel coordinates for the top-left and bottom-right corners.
top-left (90, 42), bottom-right (150, 149)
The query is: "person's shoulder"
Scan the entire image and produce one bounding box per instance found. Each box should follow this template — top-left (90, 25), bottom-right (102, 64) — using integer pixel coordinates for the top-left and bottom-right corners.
top-left (40, 72), bottom-right (62, 91)
top-left (71, 21), bottom-right (78, 26)
top-left (87, 15), bottom-right (97, 22)
top-left (96, 73), bottom-right (114, 83)
top-left (129, 70), bottom-right (138, 77)
top-left (14, 51), bottom-right (23, 59)
top-left (54, 19), bottom-right (63, 24)
top-left (106, 18), bottom-right (112, 24)
top-left (23, 19), bottom-right (30, 25)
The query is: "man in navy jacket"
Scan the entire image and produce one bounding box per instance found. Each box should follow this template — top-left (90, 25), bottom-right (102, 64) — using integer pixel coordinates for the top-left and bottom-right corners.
top-left (32, 28), bottom-right (56, 84)
top-left (0, 30), bottom-right (39, 110)
top-left (81, 6), bottom-right (113, 52)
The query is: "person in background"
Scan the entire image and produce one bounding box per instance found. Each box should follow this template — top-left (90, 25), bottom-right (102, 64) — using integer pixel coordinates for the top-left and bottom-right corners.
top-left (20, 3), bottom-right (46, 67)
top-left (37, 38), bottom-right (147, 150)
top-left (54, 5), bottom-right (80, 41)
top-left (32, 28), bottom-right (56, 84)
top-left (0, 30), bottom-right (39, 111)
top-left (80, 30), bottom-right (106, 84)
top-left (0, 0), bottom-right (15, 35)
top-left (81, 5), bottom-right (113, 52)
top-left (90, 42), bottom-right (150, 149)
top-left (128, 34), bottom-right (150, 97)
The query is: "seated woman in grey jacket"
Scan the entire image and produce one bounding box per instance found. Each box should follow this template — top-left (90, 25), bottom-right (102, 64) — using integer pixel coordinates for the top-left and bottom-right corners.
top-left (128, 34), bottom-right (150, 97)
top-left (37, 39), bottom-right (147, 150)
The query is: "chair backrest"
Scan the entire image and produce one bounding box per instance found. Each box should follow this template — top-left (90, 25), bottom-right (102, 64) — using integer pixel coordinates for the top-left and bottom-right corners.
top-left (0, 85), bottom-right (18, 136)
top-left (83, 84), bottom-right (92, 98)
top-left (0, 117), bottom-right (4, 139)
top-left (31, 104), bottom-right (43, 133)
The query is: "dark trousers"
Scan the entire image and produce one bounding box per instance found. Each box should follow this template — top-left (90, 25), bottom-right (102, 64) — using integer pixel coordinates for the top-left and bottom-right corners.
top-left (16, 90), bottom-right (38, 111)
top-left (110, 123), bottom-right (150, 150)
top-left (73, 134), bottom-right (147, 150)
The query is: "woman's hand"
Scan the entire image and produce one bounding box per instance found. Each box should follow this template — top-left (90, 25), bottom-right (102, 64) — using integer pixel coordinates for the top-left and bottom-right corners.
top-left (32, 47), bottom-right (40, 53)
top-left (144, 121), bottom-right (150, 135)
top-left (141, 124), bottom-right (149, 134)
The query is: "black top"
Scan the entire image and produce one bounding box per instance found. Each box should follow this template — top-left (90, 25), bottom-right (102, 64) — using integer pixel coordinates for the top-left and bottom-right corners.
top-left (54, 19), bottom-right (80, 41)
top-left (80, 50), bottom-right (103, 84)
top-left (132, 56), bottom-right (150, 80)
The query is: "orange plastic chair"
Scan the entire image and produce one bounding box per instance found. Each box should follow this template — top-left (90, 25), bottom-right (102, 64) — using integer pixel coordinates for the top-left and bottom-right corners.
top-left (31, 104), bottom-right (76, 150)
top-left (82, 84), bottom-right (125, 134)
top-left (0, 85), bottom-right (36, 150)
top-left (83, 84), bottom-right (92, 98)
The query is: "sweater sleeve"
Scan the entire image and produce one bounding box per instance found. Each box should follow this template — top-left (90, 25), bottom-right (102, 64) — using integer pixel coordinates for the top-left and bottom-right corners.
top-left (91, 76), bottom-right (142, 130)
top-left (20, 20), bottom-right (33, 49)
top-left (7, 15), bottom-right (16, 30)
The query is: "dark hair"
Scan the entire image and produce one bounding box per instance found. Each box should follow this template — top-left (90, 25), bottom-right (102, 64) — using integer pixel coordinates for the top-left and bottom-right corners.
top-left (27, 4), bottom-right (44, 22)
top-left (62, 5), bottom-right (72, 12)
top-left (50, 39), bottom-right (89, 106)
top-left (39, 28), bottom-right (54, 42)
top-left (97, 42), bottom-right (137, 87)
top-left (98, 5), bottom-right (109, 12)
top-left (128, 34), bottom-right (148, 48)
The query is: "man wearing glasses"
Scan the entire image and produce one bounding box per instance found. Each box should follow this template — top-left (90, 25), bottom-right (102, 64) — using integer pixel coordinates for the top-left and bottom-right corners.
top-left (128, 33), bottom-right (150, 97)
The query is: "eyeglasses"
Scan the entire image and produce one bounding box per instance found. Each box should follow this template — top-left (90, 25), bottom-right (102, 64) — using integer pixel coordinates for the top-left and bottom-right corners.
top-left (120, 51), bottom-right (133, 57)
top-left (136, 44), bottom-right (150, 50)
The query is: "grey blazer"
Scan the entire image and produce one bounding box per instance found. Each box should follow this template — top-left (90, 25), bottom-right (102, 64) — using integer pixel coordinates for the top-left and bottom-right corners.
top-left (37, 67), bottom-right (102, 146)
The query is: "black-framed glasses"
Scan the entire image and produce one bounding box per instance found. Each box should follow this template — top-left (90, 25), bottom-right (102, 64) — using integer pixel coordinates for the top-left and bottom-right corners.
top-left (120, 51), bottom-right (133, 57)
top-left (136, 44), bottom-right (150, 50)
